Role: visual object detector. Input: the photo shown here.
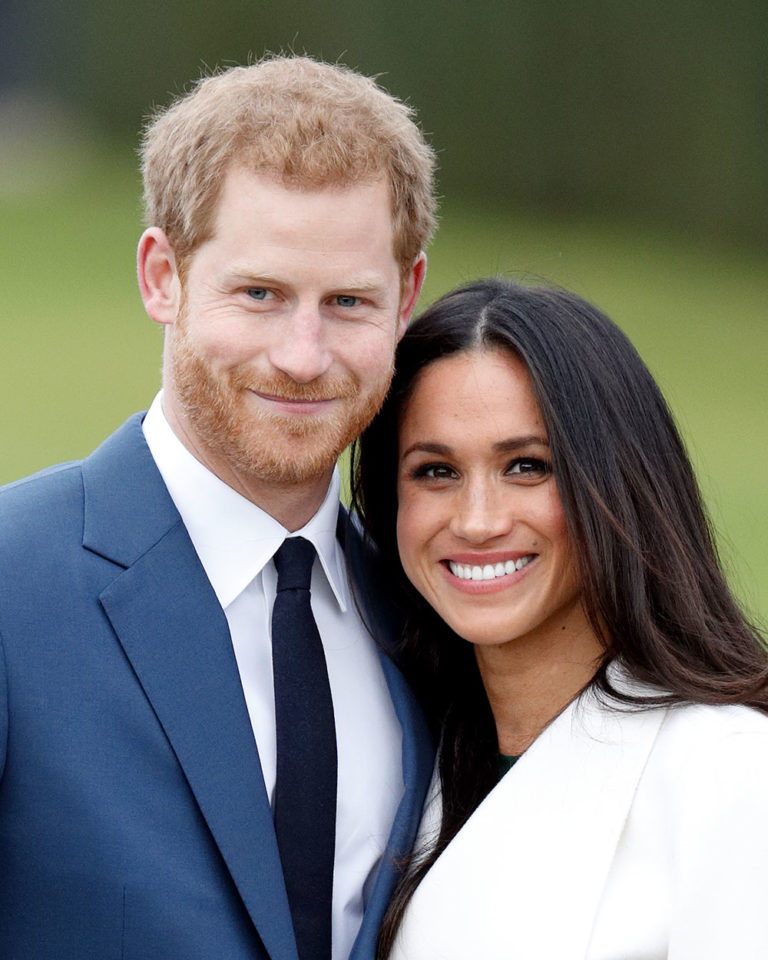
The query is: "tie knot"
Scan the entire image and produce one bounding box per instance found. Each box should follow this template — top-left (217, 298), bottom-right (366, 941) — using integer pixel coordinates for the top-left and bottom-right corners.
top-left (274, 536), bottom-right (316, 592)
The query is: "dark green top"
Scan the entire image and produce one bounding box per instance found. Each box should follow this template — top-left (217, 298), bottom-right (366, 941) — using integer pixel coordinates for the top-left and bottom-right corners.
top-left (498, 753), bottom-right (520, 778)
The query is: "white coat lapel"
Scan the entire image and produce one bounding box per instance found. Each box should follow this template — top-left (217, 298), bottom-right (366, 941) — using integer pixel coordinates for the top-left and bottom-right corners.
top-left (393, 682), bottom-right (668, 960)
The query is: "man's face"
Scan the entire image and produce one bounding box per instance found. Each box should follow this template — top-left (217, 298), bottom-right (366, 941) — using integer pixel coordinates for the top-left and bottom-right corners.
top-left (162, 167), bottom-right (423, 497)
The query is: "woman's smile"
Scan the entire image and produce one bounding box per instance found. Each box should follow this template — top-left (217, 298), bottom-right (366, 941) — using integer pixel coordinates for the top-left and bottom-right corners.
top-left (442, 553), bottom-right (538, 592)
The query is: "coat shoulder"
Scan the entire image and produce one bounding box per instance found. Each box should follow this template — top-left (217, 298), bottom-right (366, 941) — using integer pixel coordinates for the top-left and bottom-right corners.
top-left (658, 700), bottom-right (768, 753)
top-left (640, 700), bottom-right (768, 821)
top-left (0, 413), bottom-right (150, 571)
top-left (0, 460), bottom-right (86, 552)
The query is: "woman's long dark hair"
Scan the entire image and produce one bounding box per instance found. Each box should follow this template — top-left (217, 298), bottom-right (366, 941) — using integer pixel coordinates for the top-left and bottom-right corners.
top-left (349, 278), bottom-right (768, 957)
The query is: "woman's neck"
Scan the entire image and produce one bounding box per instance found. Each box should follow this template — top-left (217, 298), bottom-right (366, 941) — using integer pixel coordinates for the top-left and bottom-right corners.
top-left (475, 616), bottom-right (605, 756)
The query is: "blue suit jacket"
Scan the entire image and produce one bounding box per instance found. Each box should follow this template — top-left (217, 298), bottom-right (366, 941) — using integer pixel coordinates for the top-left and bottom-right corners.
top-left (0, 414), bottom-right (434, 960)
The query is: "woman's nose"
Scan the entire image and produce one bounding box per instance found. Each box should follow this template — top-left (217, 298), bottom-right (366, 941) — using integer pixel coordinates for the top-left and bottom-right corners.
top-left (449, 483), bottom-right (515, 544)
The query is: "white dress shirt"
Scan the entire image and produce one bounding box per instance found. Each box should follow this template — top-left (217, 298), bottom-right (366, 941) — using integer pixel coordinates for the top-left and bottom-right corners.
top-left (142, 393), bottom-right (403, 960)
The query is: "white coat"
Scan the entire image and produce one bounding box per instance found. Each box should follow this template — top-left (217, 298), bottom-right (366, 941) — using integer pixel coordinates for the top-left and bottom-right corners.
top-left (391, 671), bottom-right (768, 960)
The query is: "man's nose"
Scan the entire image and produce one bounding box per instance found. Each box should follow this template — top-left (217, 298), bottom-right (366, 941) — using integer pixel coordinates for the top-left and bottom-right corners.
top-left (268, 309), bottom-right (333, 383)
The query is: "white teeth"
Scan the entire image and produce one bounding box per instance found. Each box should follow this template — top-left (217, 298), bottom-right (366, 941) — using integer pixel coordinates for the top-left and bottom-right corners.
top-left (448, 556), bottom-right (535, 581)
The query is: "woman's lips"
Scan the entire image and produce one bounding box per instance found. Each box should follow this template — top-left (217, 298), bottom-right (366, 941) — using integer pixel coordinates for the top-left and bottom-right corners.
top-left (440, 553), bottom-right (538, 593)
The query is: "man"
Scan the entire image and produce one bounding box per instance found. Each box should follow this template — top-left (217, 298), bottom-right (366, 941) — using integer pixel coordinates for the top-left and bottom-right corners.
top-left (0, 57), bottom-right (436, 960)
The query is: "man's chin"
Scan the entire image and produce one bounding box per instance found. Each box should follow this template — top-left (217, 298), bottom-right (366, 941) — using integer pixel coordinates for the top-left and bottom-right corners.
top-left (231, 430), bottom-right (348, 486)
top-left (262, 413), bottom-right (335, 439)
top-left (184, 388), bottom-right (383, 487)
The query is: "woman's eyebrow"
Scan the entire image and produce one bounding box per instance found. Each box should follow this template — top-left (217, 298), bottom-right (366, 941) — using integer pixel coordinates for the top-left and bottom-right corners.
top-left (400, 441), bottom-right (452, 460)
top-left (400, 436), bottom-right (549, 460)
top-left (492, 435), bottom-right (549, 453)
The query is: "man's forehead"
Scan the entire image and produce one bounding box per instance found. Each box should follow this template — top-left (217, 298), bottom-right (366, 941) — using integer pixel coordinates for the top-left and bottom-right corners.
top-left (220, 163), bottom-right (392, 203)
top-left (202, 166), bottom-right (398, 263)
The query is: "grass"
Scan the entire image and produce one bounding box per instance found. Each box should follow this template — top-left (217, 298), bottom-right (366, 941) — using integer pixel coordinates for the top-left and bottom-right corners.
top-left (1, 151), bottom-right (766, 622)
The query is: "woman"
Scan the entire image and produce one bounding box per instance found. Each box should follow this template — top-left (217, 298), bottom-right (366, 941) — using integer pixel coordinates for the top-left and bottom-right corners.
top-left (351, 278), bottom-right (768, 959)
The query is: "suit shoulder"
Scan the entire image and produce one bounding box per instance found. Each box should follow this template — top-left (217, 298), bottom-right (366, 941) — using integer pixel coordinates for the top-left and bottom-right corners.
top-left (0, 414), bottom-right (147, 542)
top-left (1, 459), bottom-right (82, 493)
top-left (0, 465), bottom-right (91, 606)
top-left (0, 461), bottom-right (86, 533)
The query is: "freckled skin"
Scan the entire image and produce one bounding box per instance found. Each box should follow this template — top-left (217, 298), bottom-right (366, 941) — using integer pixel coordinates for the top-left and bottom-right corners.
top-left (139, 167), bottom-right (425, 528)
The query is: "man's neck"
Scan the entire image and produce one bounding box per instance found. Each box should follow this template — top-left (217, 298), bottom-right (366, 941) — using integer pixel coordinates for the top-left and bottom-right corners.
top-left (176, 445), bottom-right (334, 532)
top-left (248, 477), bottom-right (335, 532)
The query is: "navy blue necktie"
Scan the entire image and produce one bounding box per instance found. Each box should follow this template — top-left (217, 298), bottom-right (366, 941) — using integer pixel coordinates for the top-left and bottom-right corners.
top-left (272, 537), bottom-right (337, 960)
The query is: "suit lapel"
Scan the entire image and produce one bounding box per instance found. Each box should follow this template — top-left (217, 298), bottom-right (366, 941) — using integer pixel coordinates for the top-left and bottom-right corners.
top-left (82, 416), bottom-right (298, 960)
top-left (341, 516), bottom-right (435, 958)
top-left (397, 684), bottom-right (667, 960)
top-left (350, 651), bottom-right (434, 959)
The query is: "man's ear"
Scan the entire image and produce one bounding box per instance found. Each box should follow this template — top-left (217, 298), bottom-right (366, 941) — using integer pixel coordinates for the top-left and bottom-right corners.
top-left (137, 228), bottom-right (181, 326)
top-left (396, 251), bottom-right (428, 341)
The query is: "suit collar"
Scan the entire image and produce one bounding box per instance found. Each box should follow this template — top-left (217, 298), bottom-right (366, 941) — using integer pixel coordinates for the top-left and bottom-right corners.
top-left (81, 413), bottom-right (180, 568)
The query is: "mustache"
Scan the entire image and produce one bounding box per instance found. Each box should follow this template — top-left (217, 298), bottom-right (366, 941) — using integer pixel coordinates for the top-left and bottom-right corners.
top-left (231, 370), bottom-right (359, 402)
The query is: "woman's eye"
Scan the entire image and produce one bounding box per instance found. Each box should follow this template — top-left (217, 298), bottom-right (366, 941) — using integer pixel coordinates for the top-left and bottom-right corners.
top-left (507, 457), bottom-right (551, 477)
top-left (412, 463), bottom-right (458, 480)
top-left (334, 295), bottom-right (360, 308)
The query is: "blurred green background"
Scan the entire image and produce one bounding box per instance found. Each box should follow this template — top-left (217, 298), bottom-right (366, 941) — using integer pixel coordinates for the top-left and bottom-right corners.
top-left (1, 1), bottom-right (766, 622)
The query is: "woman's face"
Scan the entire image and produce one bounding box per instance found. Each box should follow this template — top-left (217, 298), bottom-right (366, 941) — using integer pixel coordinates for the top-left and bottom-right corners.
top-left (396, 348), bottom-right (590, 652)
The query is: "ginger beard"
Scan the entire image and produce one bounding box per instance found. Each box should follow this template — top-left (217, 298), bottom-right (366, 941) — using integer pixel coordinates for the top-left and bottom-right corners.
top-left (167, 310), bottom-right (394, 486)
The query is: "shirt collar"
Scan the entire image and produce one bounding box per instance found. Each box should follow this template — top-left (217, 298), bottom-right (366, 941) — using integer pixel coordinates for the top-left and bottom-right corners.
top-left (142, 392), bottom-right (349, 611)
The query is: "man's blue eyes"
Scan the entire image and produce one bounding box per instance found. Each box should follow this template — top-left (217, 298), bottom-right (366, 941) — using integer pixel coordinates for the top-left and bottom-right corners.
top-left (245, 291), bottom-right (359, 307)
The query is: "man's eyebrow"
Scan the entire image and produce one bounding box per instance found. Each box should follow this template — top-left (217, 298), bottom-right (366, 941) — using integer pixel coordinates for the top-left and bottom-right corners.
top-left (329, 274), bottom-right (390, 291)
top-left (228, 269), bottom-right (389, 292)
top-left (228, 269), bottom-right (284, 285)
top-left (400, 435), bottom-right (549, 459)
